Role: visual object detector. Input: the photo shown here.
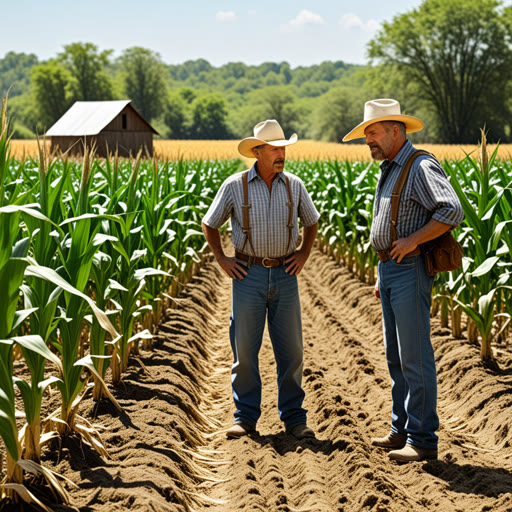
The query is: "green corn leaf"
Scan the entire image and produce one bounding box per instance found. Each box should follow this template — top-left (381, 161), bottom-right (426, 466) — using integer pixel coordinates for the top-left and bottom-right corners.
top-left (25, 264), bottom-right (118, 339)
top-left (12, 335), bottom-right (63, 372)
top-left (37, 376), bottom-right (62, 393)
top-left (75, 355), bottom-right (122, 412)
top-left (471, 256), bottom-right (501, 277)
top-left (12, 308), bottom-right (38, 333)
top-left (127, 329), bottom-right (152, 343)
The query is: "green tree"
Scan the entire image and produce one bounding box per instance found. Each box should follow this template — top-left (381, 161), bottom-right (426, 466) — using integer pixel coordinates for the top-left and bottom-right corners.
top-left (9, 94), bottom-right (38, 138)
top-left (190, 94), bottom-right (230, 139)
top-left (368, 0), bottom-right (512, 143)
top-left (31, 61), bottom-right (74, 130)
top-left (221, 62), bottom-right (247, 80)
top-left (312, 88), bottom-right (367, 142)
top-left (163, 92), bottom-right (190, 139)
top-left (0, 51), bottom-right (39, 98)
top-left (118, 47), bottom-right (167, 121)
top-left (58, 42), bottom-right (113, 101)
top-left (179, 87), bottom-right (197, 104)
top-left (255, 86), bottom-right (298, 136)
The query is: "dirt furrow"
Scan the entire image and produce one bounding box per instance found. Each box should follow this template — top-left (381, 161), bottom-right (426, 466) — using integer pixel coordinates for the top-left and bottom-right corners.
top-left (198, 247), bottom-right (512, 512)
top-left (38, 246), bottom-right (512, 512)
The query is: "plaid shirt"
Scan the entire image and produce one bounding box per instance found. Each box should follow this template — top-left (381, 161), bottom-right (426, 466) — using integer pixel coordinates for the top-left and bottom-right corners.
top-left (203, 164), bottom-right (320, 258)
top-left (370, 140), bottom-right (464, 251)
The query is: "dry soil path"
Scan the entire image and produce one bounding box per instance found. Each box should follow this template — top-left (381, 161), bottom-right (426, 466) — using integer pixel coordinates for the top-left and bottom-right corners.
top-left (194, 248), bottom-right (512, 512)
top-left (44, 247), bottom-right (512, 512)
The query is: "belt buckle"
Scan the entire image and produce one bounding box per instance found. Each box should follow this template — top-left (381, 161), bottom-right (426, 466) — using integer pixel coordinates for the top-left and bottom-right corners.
top-left (262, 257), bottom-right (276, 268)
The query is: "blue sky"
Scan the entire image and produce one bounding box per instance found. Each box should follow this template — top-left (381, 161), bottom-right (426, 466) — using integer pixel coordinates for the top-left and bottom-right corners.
top-left (1, 1), bottom-right (508, 67)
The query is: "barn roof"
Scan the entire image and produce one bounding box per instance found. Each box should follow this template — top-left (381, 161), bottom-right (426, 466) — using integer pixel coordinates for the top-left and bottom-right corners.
top-left (46, 100), bottom-right (157, 136)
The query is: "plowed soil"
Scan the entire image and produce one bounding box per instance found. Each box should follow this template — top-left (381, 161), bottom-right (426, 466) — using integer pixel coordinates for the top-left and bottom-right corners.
top-left (38, 247), bottom-right (512, 512)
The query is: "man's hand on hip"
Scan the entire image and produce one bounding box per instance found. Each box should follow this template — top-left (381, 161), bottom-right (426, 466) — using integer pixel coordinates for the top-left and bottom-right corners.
top-left (218, 255), bottom-right (248, 280)
top-left (285, 249), bottom-right (309, 275)
top-left (390, 237), bottom-right (418, 263)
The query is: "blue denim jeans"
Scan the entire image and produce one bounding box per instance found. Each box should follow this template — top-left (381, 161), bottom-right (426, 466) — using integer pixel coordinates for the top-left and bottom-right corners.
top-left (378, 254), bottom-right (439, 450)
top-left (229, 264), bottom-right (306, 428)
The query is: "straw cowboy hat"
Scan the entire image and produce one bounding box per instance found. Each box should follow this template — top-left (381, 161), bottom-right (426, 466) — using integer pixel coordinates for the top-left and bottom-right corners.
top-left (238, 119), bottom-right (297, 158)
top-left (342, 98), bottom-right (424, 142)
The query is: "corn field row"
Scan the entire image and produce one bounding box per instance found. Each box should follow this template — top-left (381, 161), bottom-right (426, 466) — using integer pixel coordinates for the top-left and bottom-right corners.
top-left (11, 139), bottom-right (512, 164)
top-left (1, 90), bottom-right (512, 509)
top-left (0, 97), bottom-right (243, 509)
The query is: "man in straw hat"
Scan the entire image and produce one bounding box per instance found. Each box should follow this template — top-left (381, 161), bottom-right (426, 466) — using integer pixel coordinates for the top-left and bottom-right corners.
top-left (343, 99), bottom-right (464, 462)
top-left (202, 119), bottom-right (320, 439)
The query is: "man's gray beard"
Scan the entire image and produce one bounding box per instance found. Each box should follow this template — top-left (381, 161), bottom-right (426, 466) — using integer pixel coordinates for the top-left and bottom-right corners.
top-left (370, 148), bottom-right (385, 160)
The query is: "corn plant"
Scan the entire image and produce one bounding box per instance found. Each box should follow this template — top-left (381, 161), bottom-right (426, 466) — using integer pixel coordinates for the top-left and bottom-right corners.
top-left (289, 159), bottom-right (379, 284)
top-left (0, 206), bottom-right (72, 510)
top-left (0, 92), bottom-right (11, 208)
top-left (444, 132), bottom-right (512, 359)
top-left (141, 158), bottom-right (208, 333)
top-left (42, 146), bottom-right (121, 435)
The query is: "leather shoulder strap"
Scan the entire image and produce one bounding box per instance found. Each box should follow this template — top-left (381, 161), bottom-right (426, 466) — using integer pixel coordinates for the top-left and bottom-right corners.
top-left (240, 170), bottom-right (256, 255)
top-left (284, 175), bottom-right (294, 255)
top-left (390, 150), bottom-right (432, 245)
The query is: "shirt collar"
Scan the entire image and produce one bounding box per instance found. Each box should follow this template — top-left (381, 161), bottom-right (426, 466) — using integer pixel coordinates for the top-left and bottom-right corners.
top-left (248, 163), bottom-right (286, 183)
top-left (380, 139), bottom-right (414, 172)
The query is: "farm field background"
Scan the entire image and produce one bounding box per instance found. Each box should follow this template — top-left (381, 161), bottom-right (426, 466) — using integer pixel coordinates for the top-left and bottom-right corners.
top-left (2, 130), bottom-right (512, 511)
top-left (10, 138), bottom-right (512, 163)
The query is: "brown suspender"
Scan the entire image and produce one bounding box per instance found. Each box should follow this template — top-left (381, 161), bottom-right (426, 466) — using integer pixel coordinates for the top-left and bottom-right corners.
top-left (240, 170), bottom-right (294, 257)
top-left (240, 170), bottom-right (255, 255)
top-left (389, 150), bottom-right (431, 247)
top-left (284, 176), bottom-right (294, 256)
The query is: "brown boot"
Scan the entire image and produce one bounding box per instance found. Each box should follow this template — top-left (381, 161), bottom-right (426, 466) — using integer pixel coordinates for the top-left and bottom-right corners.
top-left (371, 432), bottom-right (407, 449)
top-left (389, 443), bottom-right (438, 462)
top-left (226, 422), bottom-right (256, 438)
top-left (286, 424), bottom-right (315, 439)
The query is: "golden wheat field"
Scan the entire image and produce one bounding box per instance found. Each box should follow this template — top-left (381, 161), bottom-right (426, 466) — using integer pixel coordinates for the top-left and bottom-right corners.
top-left (9, 139), bottom-right (512, 162)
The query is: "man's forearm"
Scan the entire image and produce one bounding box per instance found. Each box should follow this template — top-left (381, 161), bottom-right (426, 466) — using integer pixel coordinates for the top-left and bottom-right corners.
top-left (390, 219), bottom-right (453, 262)
top-left (201, 222), bottom-right (225, 260)
top-left (202, 222), bottom-right (248, 279)
top-left (408, 219), bottom-right (452, 246)
top-left (300, 222), bottom-right (318, 255)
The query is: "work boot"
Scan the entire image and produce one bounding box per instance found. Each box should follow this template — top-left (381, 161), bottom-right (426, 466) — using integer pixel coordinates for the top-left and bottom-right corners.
top-left (371, 432), bottom-right (407, 449)
top-left (226, 422), bottom-right (256, 438)
top-left (389, 443), bottom-right (438, 462)
top-left (286, 424), bottom-right (315, 439)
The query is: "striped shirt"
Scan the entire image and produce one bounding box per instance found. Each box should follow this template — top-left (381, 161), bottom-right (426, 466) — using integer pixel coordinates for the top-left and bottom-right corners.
top-left (370, 140), bottom-right (464, 251)
top-left (203, 164), bottom-right (320, 258)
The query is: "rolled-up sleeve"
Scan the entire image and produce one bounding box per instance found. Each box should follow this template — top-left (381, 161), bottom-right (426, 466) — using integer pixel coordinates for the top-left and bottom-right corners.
top-left (298, 179), bottom-right (320, 227)
top-left (412, 158), bottom-right (465, 226)
top-left (202, 180), bottom-right (233, 229)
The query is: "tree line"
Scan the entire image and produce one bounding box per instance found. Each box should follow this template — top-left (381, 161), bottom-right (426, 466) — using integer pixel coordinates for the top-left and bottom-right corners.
top-left (2, 0), bottom-right (512, 144)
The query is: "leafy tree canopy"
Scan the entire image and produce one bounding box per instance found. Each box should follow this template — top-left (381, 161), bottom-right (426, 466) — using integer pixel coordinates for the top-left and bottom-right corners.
top-left (58, 42), bottom-right (114, 101)
top-left (367, 0), bottom-right (512, 143)
top-left (118, 47), bottom-right (167, 121)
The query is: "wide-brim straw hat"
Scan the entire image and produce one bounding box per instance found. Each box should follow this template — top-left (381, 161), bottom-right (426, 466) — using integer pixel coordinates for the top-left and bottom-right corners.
top-left (342, 98), bottom-right (424, 141)
top-left (238, 119), bottom-right (298, 158)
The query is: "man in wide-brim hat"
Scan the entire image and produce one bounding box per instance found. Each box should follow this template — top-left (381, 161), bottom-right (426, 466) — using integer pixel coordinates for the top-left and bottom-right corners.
top-left (202, 119), bottom-right (320, 439)
top-left (343, 99), bottom-right (464, 462)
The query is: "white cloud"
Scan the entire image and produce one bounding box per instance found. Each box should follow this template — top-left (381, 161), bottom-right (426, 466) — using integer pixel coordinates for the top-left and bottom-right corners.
top-left (281, 10), bottom-right (325, 32)
top-left (339, 13), bottom-right (380, 32)
top-left (216, 11), bottom-right (236, 22)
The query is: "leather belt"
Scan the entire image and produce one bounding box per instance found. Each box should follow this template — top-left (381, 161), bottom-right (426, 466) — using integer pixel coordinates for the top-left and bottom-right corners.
top-left (376, 247), bottom-right (421, 262)
top-left (235, 250), bottom-right (291, 268)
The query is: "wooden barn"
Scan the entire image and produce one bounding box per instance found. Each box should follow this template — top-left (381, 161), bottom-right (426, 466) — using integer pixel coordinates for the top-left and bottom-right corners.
top-left (46, 100), bottom-right (158, 158)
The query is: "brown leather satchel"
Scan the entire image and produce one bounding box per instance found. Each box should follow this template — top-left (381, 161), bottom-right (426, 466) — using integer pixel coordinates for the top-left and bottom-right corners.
top-left (421, 230), bottom-right (464, 276)
top-left (390, 150), bottom-right (463, 276)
